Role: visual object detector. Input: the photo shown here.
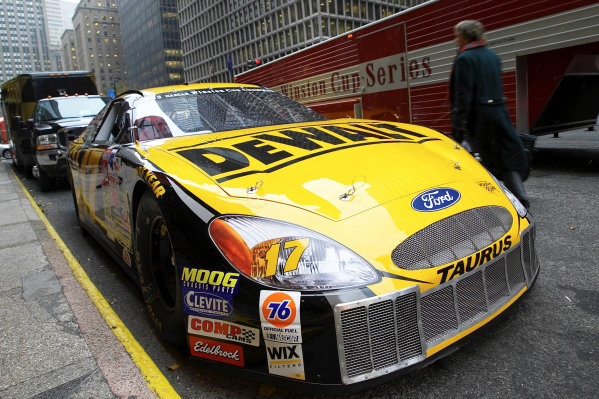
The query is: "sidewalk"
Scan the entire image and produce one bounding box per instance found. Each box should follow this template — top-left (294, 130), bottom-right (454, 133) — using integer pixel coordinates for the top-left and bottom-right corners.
top-left (534, 127), bottom-right (599, 150)
top-left (0, 160), bottom-right (155, 399)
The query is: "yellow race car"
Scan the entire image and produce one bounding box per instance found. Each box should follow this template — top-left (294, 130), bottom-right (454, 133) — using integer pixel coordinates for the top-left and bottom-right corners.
top-left (67, 83), bottom-right (538, 390)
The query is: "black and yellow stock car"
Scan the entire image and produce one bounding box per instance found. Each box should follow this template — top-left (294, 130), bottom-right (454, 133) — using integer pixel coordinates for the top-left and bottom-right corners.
top-left (67, 83), bottom-right (539, 390)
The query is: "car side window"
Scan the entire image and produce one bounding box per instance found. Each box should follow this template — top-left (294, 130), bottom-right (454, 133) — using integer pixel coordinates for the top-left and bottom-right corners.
top-left (82, 104), bottom-right (109, 143)
top-left (93, 101), bottom-right (124, 143)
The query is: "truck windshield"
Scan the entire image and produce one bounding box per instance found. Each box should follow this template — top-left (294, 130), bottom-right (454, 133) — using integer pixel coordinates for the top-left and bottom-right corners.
top-left (36, 97), bottom-right (109, 121)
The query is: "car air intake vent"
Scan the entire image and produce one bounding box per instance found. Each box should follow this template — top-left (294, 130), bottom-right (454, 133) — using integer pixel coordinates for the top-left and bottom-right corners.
top-left (392, 206), bottom-right (513, 270)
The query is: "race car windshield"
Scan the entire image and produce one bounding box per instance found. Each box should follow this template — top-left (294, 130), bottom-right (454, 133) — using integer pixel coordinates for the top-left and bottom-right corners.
top-left (154, 87), bottom-right (327, 134)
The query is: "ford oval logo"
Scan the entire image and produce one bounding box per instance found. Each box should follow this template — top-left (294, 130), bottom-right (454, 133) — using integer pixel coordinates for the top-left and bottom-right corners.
top-left (411, 188), bottom-right (461, 212)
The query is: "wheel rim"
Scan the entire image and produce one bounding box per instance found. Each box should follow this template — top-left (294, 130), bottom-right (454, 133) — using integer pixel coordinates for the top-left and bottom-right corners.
top-left (149, 216), bottom-right (177, 310)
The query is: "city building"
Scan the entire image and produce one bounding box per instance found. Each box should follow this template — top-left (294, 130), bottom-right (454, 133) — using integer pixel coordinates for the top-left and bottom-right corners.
top-left (177, 0), bottom-right (426, 83)
top-left (45, 0), bottom-right (79, 70)
top-left (71, 0), bottom-right (126, 94)
top-left (60, 29), bottom-right (79, 70)
top-left (0, 0), bottom-right (51, 84)
top-left (119, 0), bottom-right (184, 89)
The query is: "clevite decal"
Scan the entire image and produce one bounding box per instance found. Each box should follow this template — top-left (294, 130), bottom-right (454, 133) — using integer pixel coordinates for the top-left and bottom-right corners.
top-left (188, 316), bottom-right (260, 346)
top-left (189, 336), bottom-right (244, 367)
top-left (177, 123), bottom-right (438, 181)
top-left (437, 235), bottom-right (512, 284)
top-left (411, 188), bottom-right (461, 212)
top-left (183, 290), bottom-right (233, 318)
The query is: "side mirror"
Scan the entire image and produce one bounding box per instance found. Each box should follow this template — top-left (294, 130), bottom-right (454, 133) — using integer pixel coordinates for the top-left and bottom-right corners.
top-left (11, 115), bottom-right (21, 129)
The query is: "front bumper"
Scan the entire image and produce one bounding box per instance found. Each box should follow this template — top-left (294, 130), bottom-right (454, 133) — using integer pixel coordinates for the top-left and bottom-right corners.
top-left (334, 224), bottom-right (539, 384)
top-left (35, 148), bottom-right (69, 178)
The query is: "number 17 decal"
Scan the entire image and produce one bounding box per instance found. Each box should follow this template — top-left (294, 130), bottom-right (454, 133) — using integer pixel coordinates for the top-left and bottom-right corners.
top-left (265, 238), bottom-right (310, 277)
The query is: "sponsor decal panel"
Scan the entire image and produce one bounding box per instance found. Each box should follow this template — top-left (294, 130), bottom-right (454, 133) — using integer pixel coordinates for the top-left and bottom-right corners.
top-left (183, 288), bottom-right (233, 318)
top-left (265, 341), bottom-right (305, 380)
top-left (136, 165), bottom-right (166, 198)
top-left (181, 267), bottom-right (239, 295)
top-left (260, 291), bottom-right (305, 380)
top-left (259, 291), bottom-right (302, 343)
top-left (412, 188), bottom-right (461, 212)
top-left (181, 267), bottom-right (239, 317)
top-left (189, 336), bottom-right (244, 367)
top-left (188, 316), bottom-right (260, 346)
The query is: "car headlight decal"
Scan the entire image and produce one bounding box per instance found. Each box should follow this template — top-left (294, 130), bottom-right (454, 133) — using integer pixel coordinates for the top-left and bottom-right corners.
top-left (209, 216), bottom-right (380, 290)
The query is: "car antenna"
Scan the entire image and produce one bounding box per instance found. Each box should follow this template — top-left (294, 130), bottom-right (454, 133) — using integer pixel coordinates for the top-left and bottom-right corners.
top-left (116, 89), bottom-right (144, 97)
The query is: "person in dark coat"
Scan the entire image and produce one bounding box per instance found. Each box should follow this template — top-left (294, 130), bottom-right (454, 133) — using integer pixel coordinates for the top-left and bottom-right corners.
top-left (450, 20), bottom-right (530, 208)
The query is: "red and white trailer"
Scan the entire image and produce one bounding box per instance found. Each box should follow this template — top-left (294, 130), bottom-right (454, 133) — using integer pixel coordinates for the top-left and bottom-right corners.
top-left (236, 0), bottom-right (599, 136)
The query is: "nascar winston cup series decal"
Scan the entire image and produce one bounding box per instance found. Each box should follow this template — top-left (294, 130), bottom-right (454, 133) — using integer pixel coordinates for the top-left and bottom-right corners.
top-left (260, 291), bottom-right (305, 380)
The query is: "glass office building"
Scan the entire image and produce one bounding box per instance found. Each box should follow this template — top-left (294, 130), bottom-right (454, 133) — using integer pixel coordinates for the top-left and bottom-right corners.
top-left (177, 0), bottom-right (426, 83)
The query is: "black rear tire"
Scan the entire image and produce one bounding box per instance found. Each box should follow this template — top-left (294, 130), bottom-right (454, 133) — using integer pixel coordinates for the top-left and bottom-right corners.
top-left (135, 191), bottom-right (185, 347)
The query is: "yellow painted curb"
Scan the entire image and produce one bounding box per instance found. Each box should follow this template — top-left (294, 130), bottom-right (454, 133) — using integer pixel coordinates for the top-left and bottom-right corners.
top-left (12, 170), bottom-right (180, 399)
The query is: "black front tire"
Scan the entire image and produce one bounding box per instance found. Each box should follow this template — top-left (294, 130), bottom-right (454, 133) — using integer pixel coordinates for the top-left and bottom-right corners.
top-left (135, 191), bottom-right (185, 347)
top-left (68, 169), bottom-right (87, 236)
top-left (2, 149), bottom-right (9, 159)
top-left (38, 167), bottom-right (55, 191)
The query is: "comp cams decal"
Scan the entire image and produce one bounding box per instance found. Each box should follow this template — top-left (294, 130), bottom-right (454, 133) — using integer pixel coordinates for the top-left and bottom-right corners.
top-left (411, 188), bottom-right (461, 212)
top-left (177, 123), bottom-right (436, 182)
top-left (260, 290), bottom-right (305, 380)
top-left (181, 268), bottom-right (239, 318)
top-left (188, 316), bottom-right (260, 346)
top-left (437, 235), bottom-right (512, 284)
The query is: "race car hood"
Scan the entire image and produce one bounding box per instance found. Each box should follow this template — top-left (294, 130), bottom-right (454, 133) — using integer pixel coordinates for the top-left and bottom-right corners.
top-left (155, 120), bottom-right (491, 221)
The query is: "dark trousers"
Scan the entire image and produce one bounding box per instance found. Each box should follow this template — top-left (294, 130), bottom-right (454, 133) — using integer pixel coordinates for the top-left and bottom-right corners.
top-left (502, 170), bottom-right (529, 207)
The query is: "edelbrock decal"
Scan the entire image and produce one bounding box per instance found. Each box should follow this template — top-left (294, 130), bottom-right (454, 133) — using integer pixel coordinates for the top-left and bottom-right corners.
top-left (189, 336), bottom-right (244, 367)
top-left (411, 188), bottom-right (461, 212)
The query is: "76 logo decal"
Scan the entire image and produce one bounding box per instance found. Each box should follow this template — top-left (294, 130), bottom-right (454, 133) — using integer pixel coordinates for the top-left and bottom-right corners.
top-left (260, 291), bottom-right (302, 343)
top-left (262, 293), bottom-right (296, 328)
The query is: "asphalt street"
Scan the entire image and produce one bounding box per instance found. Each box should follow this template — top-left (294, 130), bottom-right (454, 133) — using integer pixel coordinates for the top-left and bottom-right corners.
top-left (0, 128), bottom-right (598, 398)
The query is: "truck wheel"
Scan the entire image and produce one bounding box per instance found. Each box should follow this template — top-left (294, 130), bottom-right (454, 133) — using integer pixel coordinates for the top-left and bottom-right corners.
top-left (135, 191), bottom-right (185, 347)
top-left (68, 169), bottom-right (87, 236)
top-left (38, 168), bottom-right (55, 191)
top-left (2, 149), bottom-right (9, 159)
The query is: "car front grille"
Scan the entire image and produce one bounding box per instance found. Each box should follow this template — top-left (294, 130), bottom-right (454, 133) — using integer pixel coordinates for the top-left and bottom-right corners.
top-left (391, 206), bottom-right (513, 270)
top-left (334, 225), bottom-right (538, 385)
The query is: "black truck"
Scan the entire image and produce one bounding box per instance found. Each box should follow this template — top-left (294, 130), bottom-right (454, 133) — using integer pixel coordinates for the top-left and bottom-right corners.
top-left (1, 72), bottom-right (108, 189)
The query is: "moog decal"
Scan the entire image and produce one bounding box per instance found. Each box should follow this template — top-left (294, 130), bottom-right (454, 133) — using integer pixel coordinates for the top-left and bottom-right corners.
top-left (181, 267), bottom-right (239, 295)
top-left (437, 235), bottom-right (512, 284)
